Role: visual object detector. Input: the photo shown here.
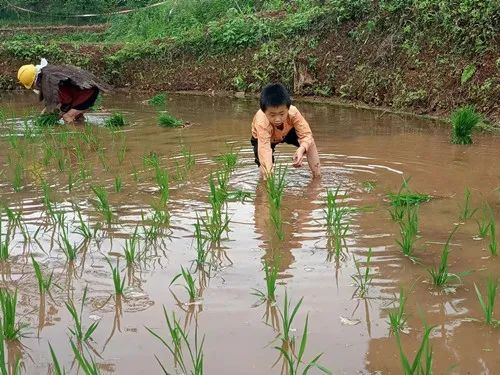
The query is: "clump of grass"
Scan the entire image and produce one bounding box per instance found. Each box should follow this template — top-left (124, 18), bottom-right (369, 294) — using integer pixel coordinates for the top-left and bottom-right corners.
top-left (427, 227), bottom-right (467, 286)
top-left (476, 204), bottom-right (491, 238)
top-left (147, 307), bottom-right (204, 375)
top-left (395, 324), bottom-right (434, 375)
top-left (114, 176), bottom-right (123, 192)
top-left (458, 187), bottom-right (477, 221)
top-left (91, 185), bottom-right (112, 224)
top-left (155, 167), bottom-right (170, 205)
top-left (158, 113), bottom-right (183, 128)
top-left (388, 288), bottom-right (408, 334)
top-left (0, 218), bottom-right (9, 261)
top-left (488, 216), bottom-right (497, 256)
top-left (352, 248), bottom-right (373, 297)
top-left (170, 267), bottom-right (198, 301)
top-left (450, 106), bottom-right (480, 145)
top-left (193, 218), bottom-right (209, 268)
top-left (65, 286), bottom-right (99, 342)
top-left (34, 112), bottom-right (60, 127)
top-left (124, 229), bottom-right (139, 266)
top-left (396, 206), bottom-right (419, 259)
top-left (75, 209), bottom-right (94, 239)
top-left (215, 147), bottom-right (239, 172)
top-left (12, 162), bottom-right (24, 192)
top-left (0, 289), bottom-right (27, 340)
top-left (252, 257), bottom-right (279, 302)
top-left (31, 256), bottom-right (54, 294)
top-left (387, 178), bottom-right (431, 207)
top-left (104, 112), bottom-right (126, 128)
top-left (107, 258), bottom-right (126, 295)
top-left (174, 146), bottom-right (195, 181)
top-left (148, 93), bottom-right (167, 107)
top-left (325, 187), bottom-right (351, 258)
top-left (474, 276), bottom-right (499, 327)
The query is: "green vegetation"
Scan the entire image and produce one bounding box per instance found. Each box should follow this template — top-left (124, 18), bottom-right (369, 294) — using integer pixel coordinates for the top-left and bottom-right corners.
top-left (266, 165), bottom-right (287, 240)
top-left (104, 112), bottom-right (126, 128)
top-left (91, 185), bottom-right (113, 224)
top-left (474, 276), bottom-right (499, 327)
top-left (33, 112), bottom-right (60, 127)
top-left (351, 248), bottom-right (373, 297)
top-left (71, 340), bottom-right (101, 375)
top-left (0, 325), bottom-right (21, 374)
top-left (488, 217), bottom-right (497, 256)
top-left (0, 290), bottom-right (27, 340)
top-left (252, 257), bottom-right (279, 303)
top-left (158, 113), bottom-right (183, 128)
top-left (114, 176), bottom-right (123, 192)
top-left (395, 324), bottom-right (434, 375)
top-left (388, 288), bottom-right (408, 334)
top-left (451, 106), bottom-right (480, 145)
top-left (427, 227), bottom-right (466, 286)
top-left (170, 267), bottom-right (198, 301)
top-left (325, 187), bottom-right (352, 258)
top-left (65, 286), bottom-right (99, 342)
top-left (32, 256), bottom-right (54, 294)
top-left (148, 93), bottom-right (168, 107)
top-left (108, 258), bottom-right (126, 295)
top-left (396, 206), bottom-right (419, 259)
top-left (458, 188), bottom-right (477, 221)
top-left (388, 178), bottom-right (431, 207)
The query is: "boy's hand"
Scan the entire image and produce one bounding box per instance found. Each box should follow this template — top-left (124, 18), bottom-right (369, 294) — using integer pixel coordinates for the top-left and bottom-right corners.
top-left (292, 146), bottom-right (305, 168)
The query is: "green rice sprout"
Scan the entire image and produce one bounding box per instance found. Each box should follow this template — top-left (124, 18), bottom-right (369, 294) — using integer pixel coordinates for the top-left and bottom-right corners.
top-left (275, 314), bottom-right (332, 375)
top-left (0, 218), bottom-right (9, 261)
top-left (107, 258), bottom-right (126, 295)
top-left (351, 248), bottom-right (373, 297)
top-left (65, 286), bottom-right (99, 342)
top-left (147, 306), bottom-right (204, 375)
top-left (75, 209), bottom-right (93, 240)
top-left (458, 188), bottom-right (477, 221)
top-left (427, 226), bottom-right (467, 286)
top-left (143, 152), bottom-right (160, 170)
top-left (325, 187), bottom-right (351, 257)
top-left (396, 206), bottom-right (419, 258)
top-left (158, 113), bottom-right (183, 128)
top-left (91, 185), bottom-right (112, 224)
top-left (60, 224), bottom-right (78, 261)
top-left (34, 112), bottom-right (60, 127)
top-left (387, 178), bottom-right (431, 207)
top-left (199, 208), bottom-right (230, 243)
top-left (170, 267), bottom-right (198, 301)
top-left (155, 167), bottom-right (170, 205)
top-left (104, 112), bottom-right (126, 128)
top-left (476, 204), bottom-right (491, 238)
top-left (12, 162), bottom-right (23, 192)
top-left (450, 106), bottom-right (480, 145)
top-left (279, 291), bottom-right (303, 344)
top-left (488, 216), bottom-right (497, 256)
top-left (0, 289), bottom-right (28, 340)
top-left (194, 217), bottom-right (209, 267)
top-left (215, 147), bottom-right (239, 172)
top-left (148, 93), bottom-right (168, 107)
top-left (174, 146), bottom-right (195, 181)
top-left (48, 343), bottom-right (66, 375)
top-left (70, 340), bottom-right (101, 375)
top-left (474, 276), bottom-right (499, 327)
top-left (114, 176), bottom-right (123, 193)
top-left (252, 257), bottom-right (279, 302)
top-left (266, 164), bottom-right (287, 209)
top-left (0, 322), bottom-right (21, 374)
top-left (395, 324), bottom-right (434, 374)
top-left (388, 288), bottom-right (408, 334)
top-left (117, 142), bottom-right (127, 165)
top-left (124, 229), bottom-right (139, 266)
top-left (270, 206), bottom-right (285, 241)
top-left (31, 255), bottom-right (54, 294)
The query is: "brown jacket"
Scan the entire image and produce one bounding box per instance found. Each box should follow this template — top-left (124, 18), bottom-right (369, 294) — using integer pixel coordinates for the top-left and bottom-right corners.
top-left (251, 105), bottom-right (314, 173)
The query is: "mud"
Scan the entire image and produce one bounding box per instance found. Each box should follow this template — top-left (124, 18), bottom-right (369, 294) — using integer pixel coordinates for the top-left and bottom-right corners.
top-left (0, 92), bottom-right (498, 374)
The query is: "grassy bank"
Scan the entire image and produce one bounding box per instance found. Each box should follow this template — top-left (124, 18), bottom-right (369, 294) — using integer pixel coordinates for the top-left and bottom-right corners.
top-left (0, 0), bottom-right (498, 123)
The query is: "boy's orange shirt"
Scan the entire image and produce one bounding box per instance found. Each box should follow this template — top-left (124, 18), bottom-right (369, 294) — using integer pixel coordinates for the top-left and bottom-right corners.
top-left (251, 105), bottom-right (313, 173)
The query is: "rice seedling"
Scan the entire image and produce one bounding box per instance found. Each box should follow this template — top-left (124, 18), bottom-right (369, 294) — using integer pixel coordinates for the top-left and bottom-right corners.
top-left (12, 162), bottom-right (23, 192)
top-left (114, 176), bottom-right (123, 193)
top-left (450, 106), bottom-right (480, 145)
top-left (396, 206), bottom-right (419, 258)
top-left (170, 267), bottom-right (198, 301)
top-left (279, 291), bottom-right (303, 344)
top-left (351, 248), bottom-right (373, 298)
top-left (155, 168), bottom-right (170, 204)
top-left (474, 276), bottom-right (499, 327)
top-left (215, 147), bottom-right (239, 172)
top-left (65, 286), bottom-right (99, 342)
top-left (325, 187), bottom-right (352, 257)
top-left (266, 164), bottom-right (287, 209)
top-left (70, 340), bottom-right (101, 375)
top-left (174, 146), bottom-right (195, 180)
top-left (91, 185), bottom-right (112, 224)
top-left (60, 224), bottom-right (78, 261)
top-left (91, 94), bottom-right (103, 111)
top-left (0, 322), bottom-right (22, 374)
top-left (124, 229), bottom-right (139, 266)
top-left (458, 188), bottom-right (477, 221)
top-left (388, 288), bottom-right (408, 334)
top-left (148, 93), bottom-right (168, 107)
top-left (117, 142), bottom-right (127, 165)
top-left (275, 314), bottom-right (332, 375)
top-left (147, 306), bottom-right (204, 375)
top-left (107, 258), bottom-right (126, 295)
top-left (387, 178), bottom-right (431, 207)
top-left (270, 206), bottom-right (285, 241)
top-left (226, 189), bottom-right (253, 202)
top-left (0, 218), bottom-right (9, 261)
top-left (0, 109), bottom-right (5, 124)
top-left (48, 343), bottom-right (66, 375)
top-left (104, 112), bottom-right (126, 128)
top-left (252, 257), bottom-right (279, 302)
top-left (199, 208), bottom-right (230, 243)
top-left (0, 289), bottom-right (27, 340)
top-left (34, 112), bottom-right (60, 127)
top-left (143, 152), bottom-right (160, 170)
top-left (476, 204), bottom-right (491, 238)
top-left (427, 226), bottom-right (467, 286)
top-left (158, 113), bottom-right (183, 128)
top-left (395, 324), bottom-right (434, 375)
top-left (74, 209), bottom-right (94, 240)
top-left (193, 218), bottom-right (209, 267)
top-left (488, 216), bottom-right (497, 256)
top-left (42, 144), bottom-right (55, 166)
top-left (31, 255), bottom-right (53, 294)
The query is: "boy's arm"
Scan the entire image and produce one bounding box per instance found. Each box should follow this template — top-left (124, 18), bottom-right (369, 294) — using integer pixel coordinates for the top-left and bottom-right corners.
top-left (290, 107), bottom-right (313, 151)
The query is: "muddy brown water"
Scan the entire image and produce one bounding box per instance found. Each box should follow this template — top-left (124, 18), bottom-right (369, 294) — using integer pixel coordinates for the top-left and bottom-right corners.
top-left (0, 91), bottom-right (498, 374)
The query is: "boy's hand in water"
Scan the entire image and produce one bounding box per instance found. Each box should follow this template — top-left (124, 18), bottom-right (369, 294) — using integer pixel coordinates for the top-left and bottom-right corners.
top-left (292, 146), bottom-right (305, 168)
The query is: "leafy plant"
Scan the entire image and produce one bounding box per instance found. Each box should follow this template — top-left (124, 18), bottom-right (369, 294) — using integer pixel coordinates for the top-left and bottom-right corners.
top-left (387, 178), bottom-right (431, 207)
top-left (474, 276), bottom-right (499, 327)
top-left (396, 206), bottom-right (419, 259)
top-left (0, 289), bottom-right (27, 340)
top-left (388, 288), bottom-right (408, 334)
top-left (170, 267), bottom-right (198, 301)
top-left (91, 185), bottom-right (112, 224)
top-left (104, 112), bottom-right (126, 127)
top-left (395, 324), bottom-right (434, 375)
top-left (48, 343), bottom-right (66, 375)
top-left (451, 106), bottom-right (480, 145)
top-left (34, 112), bottom-right (60, 127)
top-left (427, 227), bottom-right (466, 286)
top-left (31, 255), bottom-right (54, 294)
top-left (488, 216), bottom-right (497, 256)
top-left (252, 257), bottom-right (279, 302)
top-left (351, 248), bottom-right (373, 297)
top-left (70, 340), bottom-right (101, 375)
top-left (148, 93), bottom-right (168, 107)
top-left (114, 176), bottom-right (123, 192)
top-left (461, 64), bottom-right (476, 85)
top-left (65, 286), bottom-right (99, 342)
top-left (458, 188), bottom-right (477, 221)
top-left (158, 113), bottom-right (183, 128)
top-left (107, 258), bottom-right (126, 295)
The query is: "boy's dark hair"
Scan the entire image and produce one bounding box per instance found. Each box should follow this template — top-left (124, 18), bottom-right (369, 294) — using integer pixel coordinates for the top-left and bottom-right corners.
top-left (260, 83), bottom-right (291, 111)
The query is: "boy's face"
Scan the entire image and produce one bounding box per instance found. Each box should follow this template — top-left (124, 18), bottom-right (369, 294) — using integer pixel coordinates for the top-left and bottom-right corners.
top-left (264, 105), bottom-right (288, 128)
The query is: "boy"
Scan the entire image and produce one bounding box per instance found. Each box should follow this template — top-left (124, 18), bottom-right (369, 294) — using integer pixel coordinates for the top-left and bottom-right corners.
top-left (17, 58), bottom-right (112, 124)
top-left (251, 83), bottom-right (321, 178)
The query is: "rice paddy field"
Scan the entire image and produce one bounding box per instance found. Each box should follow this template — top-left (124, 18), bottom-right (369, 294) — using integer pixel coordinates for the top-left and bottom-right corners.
top-left (0, 92), bottom-right (498, 374)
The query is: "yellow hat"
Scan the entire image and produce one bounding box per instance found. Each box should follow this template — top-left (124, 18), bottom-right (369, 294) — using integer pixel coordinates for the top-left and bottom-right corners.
top-left (17, 64), bottom-right (36, 89)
